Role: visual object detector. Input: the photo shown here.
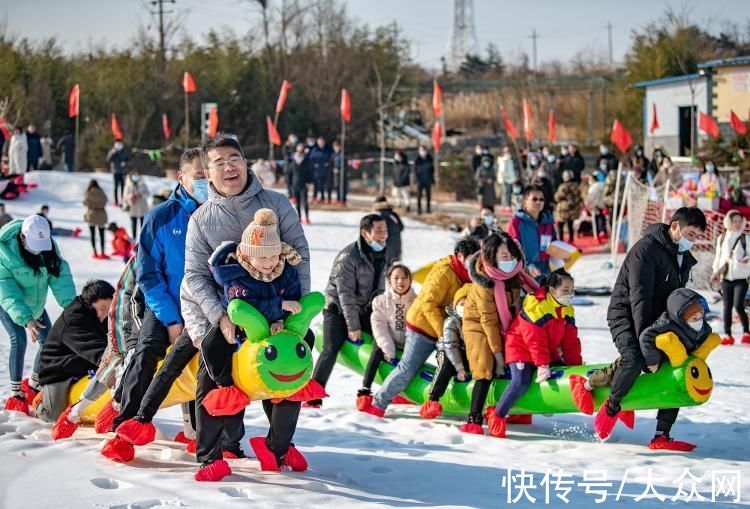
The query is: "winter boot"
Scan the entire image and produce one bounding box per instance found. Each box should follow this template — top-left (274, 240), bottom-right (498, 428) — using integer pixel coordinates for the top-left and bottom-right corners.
top-left (249, 437), bottom-right (281, 472)
top-left (101, 436), bottom-right (135, 463)
top-left (570, 374), bottom-right (594, 415)
top-left (202, 386), bottom-right (249, 417)
top-left (419, 400), bottom-right (443, 420)
top-left (194, 460), bottom-right (232, 482)
top-left (484, 407), bottom-right (507, 438)
top-left (648, 434), bottom-right (696, 451)
top-left (52, 406), bottom-right (79, 440)
top-left (116, 417), bottom-right (156, 446)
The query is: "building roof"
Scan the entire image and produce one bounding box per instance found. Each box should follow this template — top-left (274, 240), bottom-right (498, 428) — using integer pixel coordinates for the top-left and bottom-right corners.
top-left (634, 73), bottom-right (703, 88)
top-left (698, 56), bottom-right (750, 69)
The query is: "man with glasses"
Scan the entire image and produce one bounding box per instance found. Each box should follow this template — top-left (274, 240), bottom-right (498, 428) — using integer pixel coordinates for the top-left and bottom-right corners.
top-left (184, 133), bottom-right (310, 480)
top-left (507, 184), bottom-right (557, 280)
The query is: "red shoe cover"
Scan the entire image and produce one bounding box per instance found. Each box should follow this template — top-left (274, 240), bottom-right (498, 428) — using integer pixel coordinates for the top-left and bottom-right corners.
top-left (619, 410), bottom-right (635, 429)
top-left (101, 436), bottom-right (135, 463)
top-left (94, 400), bottom-right (119, 434)
top-left (721, 336), bottom-right (735, 345)
top-left (507, 414), bottom-right (533, 425)
top-left (202, 386), bottom-right (250, 417)
top-left (222, 451), bottom-right (240, 459)
top-left (21, 378), bottom-right (37, 405)
top-left (742, 333), bottom-right (750, 344)
top-left (648, 435), bottom-right (696, 451)
top-left (570, 375), bottom-right (594, 415)
top-left (52, 406), bottom-right (79, 440)
top-left (484, 407), bottom-right (507, 438)
top-left (361, 404), bottom-right (385, 418)
top-left (116, 419), bottom-right (156, 446)
top-left (4, 396), bottom-right (29, 415)
top-left (459, 422), bottom-right (484, 435)
top-left (249, 437), bottom-right (281, 471)
top-left (392, 395), bottom-right (413, 405)
top-left (301, 401), bottom-right (321, 409)
top-left (284, 445), bottom-right (308, 472)
top-left (419, 400), bottom-right (443, 420)
top-left (186, 439), bottom-right (197, 454)
top-left (173, 431), bottom-right (191, 444)
top-left (194, 459), bottom-right (232, 482)
top-left (356, 394), bottom-right (373, 411)
top-left (280, 380), bottom-right (329, 403)
top-left (594, 404), bottom-right (618, 441)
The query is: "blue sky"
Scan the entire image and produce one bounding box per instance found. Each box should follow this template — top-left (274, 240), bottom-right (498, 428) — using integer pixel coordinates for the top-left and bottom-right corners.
top-left (3, 0), bottom-right (748, 68)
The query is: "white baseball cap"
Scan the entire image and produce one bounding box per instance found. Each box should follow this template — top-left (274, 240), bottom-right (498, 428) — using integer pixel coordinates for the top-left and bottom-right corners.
top-left (21, 215), bottom-right (52, 253)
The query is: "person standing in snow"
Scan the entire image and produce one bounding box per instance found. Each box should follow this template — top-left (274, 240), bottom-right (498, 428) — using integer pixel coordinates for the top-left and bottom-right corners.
top-left (107, 140), bottom-right (130, 206)
top-left (57, 132), bottom-right (75, 173)
top-left (414, 145), bottom-right (435, 215)
top-left (391, 150), bottom-right (411, 211)
top-left (26, 124), bottom-right (42, 172)
top-left (83, 179), bottom-right (109, 259)
top-left (122, 169), bottom-right (150, 241)
top-left (8, 126), bottom-right (28, 176)
top-left (0, 215), bottom-right (75, 415)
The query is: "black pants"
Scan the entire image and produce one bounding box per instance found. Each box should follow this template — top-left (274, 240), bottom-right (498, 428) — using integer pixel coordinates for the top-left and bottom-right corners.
top-left (557, 220), bottom-right (575, 243)
top-left (417, 184), bottom-right (432, 214)
top-left (607, 318), bottom-right (679, 433)
top-left (362, 343), bottom-right (385, 390)
top-left (113, 308), bottom-right (170, 429)
top-left (313, 175), bottom-right (327, 201)
top-left (113, 173), bottom-right (126, 204)
top-left (335, 176), bottom-right (348, 203)
top-left (721, 279), bottom-right (749, 336)
top-left (312, 305), bottom-right (371, 389)
top-left (131, 216), bottom-right (143, 241)
top-left (293, 187), bottom-right (309, 220)
top-left (138, 332), bottom-right (198, 421)
top-left (429, 350), bottom-right (459, 402)
top-left (468, 378), bottom-right (491, 422)
top-left (89, 225), bottom-right (105, 255)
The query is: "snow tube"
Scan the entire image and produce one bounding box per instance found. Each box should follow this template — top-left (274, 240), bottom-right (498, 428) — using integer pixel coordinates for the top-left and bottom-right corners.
top-left (315, 328), bottom-right (718, 415)
top-left (72, 292), bottom-right (325, 422)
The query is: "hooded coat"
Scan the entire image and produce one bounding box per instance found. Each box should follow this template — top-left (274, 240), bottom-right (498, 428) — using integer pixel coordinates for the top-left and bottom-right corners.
top-left (507, 209), bottom-right (557, 275)
top-left (371, 285), bottom-right (417, 360)
top-left (83, 186), bottom-right (108, 226)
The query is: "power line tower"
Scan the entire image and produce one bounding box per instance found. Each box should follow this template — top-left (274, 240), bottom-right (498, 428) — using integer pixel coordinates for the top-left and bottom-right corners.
top-left (151, 0), bottom-right (176, 73)
top-left (447, 0), bottom-right (480, 73)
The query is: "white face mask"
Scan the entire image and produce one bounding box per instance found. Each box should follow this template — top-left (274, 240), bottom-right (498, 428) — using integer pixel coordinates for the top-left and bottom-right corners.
top-left (688, 319), bottom-right (703, 332)
top-left (555, 293), bottom-right (573, 307)
top-left (455, 304), bottom-right (464, 318)
top-left (114, 142), bottom-right (124, 151)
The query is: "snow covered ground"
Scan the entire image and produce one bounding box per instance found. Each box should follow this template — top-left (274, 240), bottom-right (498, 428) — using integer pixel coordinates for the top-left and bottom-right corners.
top-left (0, 171), bottom-right (747, 508)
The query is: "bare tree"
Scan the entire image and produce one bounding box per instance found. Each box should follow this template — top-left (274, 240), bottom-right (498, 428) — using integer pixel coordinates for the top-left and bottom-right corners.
top-left (372, 61), bottom-right (402, 194)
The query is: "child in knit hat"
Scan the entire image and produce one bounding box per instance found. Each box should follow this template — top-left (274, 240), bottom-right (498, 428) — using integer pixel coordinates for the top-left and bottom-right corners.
top-left (194, 208), bottom-right (303, 481)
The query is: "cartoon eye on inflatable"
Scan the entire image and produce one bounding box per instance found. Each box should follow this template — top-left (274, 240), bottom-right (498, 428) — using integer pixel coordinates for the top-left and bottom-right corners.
top-left (265, 345), bottom-right (278, 361)
top-left (296, 343), bottom-right (307, 359)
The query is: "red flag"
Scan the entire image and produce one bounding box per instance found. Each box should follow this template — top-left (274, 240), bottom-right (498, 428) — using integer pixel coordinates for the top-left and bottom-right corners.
top-left (68, 84), bottom-right (80, 118)
top-left (548, 109), bottom-right (556, 143)
top-left (207, 106), bottom-right (218, 137)
top-left (730, 110), bottom-right (747, 136)
top-left (275, 80), bottom-right (292, 113)
top-left (340, 88), bottom-right (351, 123)
top-left (522, 98), bottom-right (533, 140)
top-left (432, 81), bottom-right (443, 118)
top-left (162, 113), bottom-right (171, 140)
top-left (432, 122), bottom-right (443, 152)
top-left (501, 107), bottom-right (517, 141)
top-left (698, 111), bottom-right (719, 138)
top-left (182, 71), bottom-right (197, 94)
top-left (650, 103), bottom-right (660, 134)
top-left (610, 119), bottom-right (633, 153)
top-left (266, 116), bottom-right (282, 146)
top-left (0, 118), bottom-right (9, 140)
top-left (111, 114), bottom-right (123, 140)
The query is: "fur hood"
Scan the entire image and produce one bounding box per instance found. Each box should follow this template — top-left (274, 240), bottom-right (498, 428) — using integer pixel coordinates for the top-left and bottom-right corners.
top-left (467, 253), bottom-right (494, 289)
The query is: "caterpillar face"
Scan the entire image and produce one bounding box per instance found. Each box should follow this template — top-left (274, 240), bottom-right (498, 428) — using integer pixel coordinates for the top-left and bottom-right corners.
top-left (255, 332), bottom-right (312, 393)
top-left (684, 358), bottom-right (713, 403)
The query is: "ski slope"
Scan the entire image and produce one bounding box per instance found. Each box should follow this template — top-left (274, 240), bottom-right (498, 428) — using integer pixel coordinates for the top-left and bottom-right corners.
top-left (0, 171), bottom-right (746, 508)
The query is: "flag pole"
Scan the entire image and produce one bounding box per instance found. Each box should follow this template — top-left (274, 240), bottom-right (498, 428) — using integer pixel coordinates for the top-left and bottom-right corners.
top-left (74, 110), bottom-right (79, 172)
top-left (270, 111), bottom-right (280, 162)
top-left (184, 90), bottom-right (189, 150)
top-left (340, 115), bottom-right (346, 203)
top-left (610, 161), bottom-right (623, 256)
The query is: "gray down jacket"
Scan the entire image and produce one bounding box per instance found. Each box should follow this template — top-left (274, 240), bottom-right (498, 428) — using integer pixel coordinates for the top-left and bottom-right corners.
top-left (325, 236), bottom-right (386, 332)
top-left (436, 305), bottom-right (467, 373)
top-left (184, 170), bottom-right (310, 328)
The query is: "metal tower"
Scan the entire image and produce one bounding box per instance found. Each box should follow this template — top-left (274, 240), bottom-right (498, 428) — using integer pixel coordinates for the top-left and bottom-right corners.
top-left (448, 0), bottom-right (480, 72)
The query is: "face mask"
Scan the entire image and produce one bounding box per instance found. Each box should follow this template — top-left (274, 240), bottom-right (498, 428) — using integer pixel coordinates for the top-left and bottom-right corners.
top-left (513, 185), bottom-right (522, 194)
top-left (497, 259), bottom-right (518, 273)
top-left (131, 176), bottom-right (140, 183)
top-left (561, 148), bottom-right (569, 156)
top-left (677, 228), bottom-right (694, 252)
top-left (655, 151), bottom-right (663, 159)
top-left (687, 319), bottom-right (703, 332)
top-left (600, 146), bottom-right (608, 155)
top-left (599, 162), bottom-right (608, 172)
top-left (547, 155), bottom-right (556, 163)
top-left (555, 293), bottom-right (573, 307)
top-left (455, 304), bottom-right (464, 318)
top-left (25, 246), bottom-right (41, 255)
top-left (394, 156), bottom-right (402, 163)
top-left (191, 179), bottom-right (209, 204)
top-left (483, 215), bottom-right (494, 226)
top-left (706, 163), bottom-right (715, 172)
top-left (114, 142), bottom-right (124, 151)
top-left (419, 150), bottom-right (427, 157)
top-left (636, 150), bottom-right (643, 157)
top-left (483, 161), bottom-right (492, 168)
top-left (368, 240), bottom-right (385, 252)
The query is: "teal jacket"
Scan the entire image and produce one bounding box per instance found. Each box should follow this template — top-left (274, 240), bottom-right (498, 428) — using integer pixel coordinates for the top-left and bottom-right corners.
top-left (0, 219), bottom-right (75, 326)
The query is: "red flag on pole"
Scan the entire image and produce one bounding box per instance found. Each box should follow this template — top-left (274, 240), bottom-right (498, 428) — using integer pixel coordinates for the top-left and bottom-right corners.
top-left (266, 116), bottom-right (282, 146)
top-left (610, 119), bottom-right (633, 153)
top-left (548, 109), bottom-right (556, 143)
top-left (432, 81), bottom-right (443, 118)
top-left (182, 72), bottom-right (197, 94)
top-left (207, 106), bottom-right (218, 137)
top-left (730, 110), bottom-right (747, 136)
top-left (432, 122), bottom-right (443, 152)
top-left (698, 111), bottom-right (719, 138)
top-left (340, 88), bottom-right (351, 123)
top-left (162, 113), bottom-right (171, 140)
top-left (522, 98), bottom-right (533, 140)
top-left (275, 80), bottom-right (292, 113)
top-left (649, 103), bottom-right (660, 134)
top-left (68, 85), bottom-right (80, 118)
top-left (501, 107), bottom-right (518, 141)
top-left (111, 114), bottom-right (123, 140)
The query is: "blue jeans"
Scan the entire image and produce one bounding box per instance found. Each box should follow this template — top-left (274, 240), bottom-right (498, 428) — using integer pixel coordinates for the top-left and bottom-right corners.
top-left (494, 361), bottom-right (534, 417)
top-left (374, 329), bottom-right (435, 409)
top-left (0, 306), bottom-right (52, 383)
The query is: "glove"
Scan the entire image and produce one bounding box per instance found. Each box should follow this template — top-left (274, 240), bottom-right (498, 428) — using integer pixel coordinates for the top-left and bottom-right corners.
top-left (535, 365), bottom-right (551, 383)
top-left (493, 352), bottom-right (506, 377)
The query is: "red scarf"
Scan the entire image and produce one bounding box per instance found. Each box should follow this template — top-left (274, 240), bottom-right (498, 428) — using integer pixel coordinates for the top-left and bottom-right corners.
top-left (451, 255), bottom-right (471, 284)
top-left (481, 256), bottom-right (539, 333)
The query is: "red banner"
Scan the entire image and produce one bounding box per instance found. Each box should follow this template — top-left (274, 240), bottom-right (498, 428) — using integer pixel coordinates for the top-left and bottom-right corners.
top-left (182, 71), bottom-right (197, 94)
top-left (432, 81), bottom-right (443, 118)
top-left (162, 113), bottom-right (171, 140)
top-left (111, 113), bottom-right (123, 140)
top-left (522, 98), bottom-right (533, 140)
top-left (207, 106), bottom-right (218, 137)
top-left (650, 103), bottom-right (660, 134)
top-left (698, 111), bottom-right (719, 138)
top-left (501, 107), bottom-right (517, 141)
top-left (730, 110), bottom-right (747, 136)
top-left (68, 84), bottom-right (80, 118)
top-left (341, 88), bottom-right (351, 123)
top-left (432, 122), bottom-right (443, 152)
top-left (275, 80), bottom-right (292, 113)
top-left (610, 119), bottom-right (633, 153)
top-left (267, 116), bottom-right (281, 146)
top-left (548, 109), bottom-right (556, 143)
